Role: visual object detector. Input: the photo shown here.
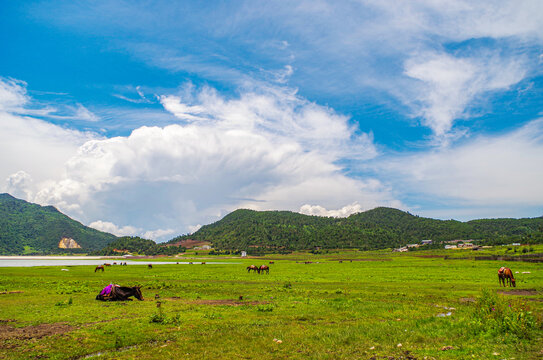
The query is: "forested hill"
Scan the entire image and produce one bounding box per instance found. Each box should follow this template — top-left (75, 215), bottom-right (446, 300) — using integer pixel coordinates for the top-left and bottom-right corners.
top-left (0, 193), bottom-right (117, 255)
top-left (168, 207), bottom-right (543, 252)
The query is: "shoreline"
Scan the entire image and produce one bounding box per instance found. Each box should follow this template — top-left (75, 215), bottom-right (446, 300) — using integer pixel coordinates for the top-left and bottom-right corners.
top-left (0, 255), bottom-right (125, 260)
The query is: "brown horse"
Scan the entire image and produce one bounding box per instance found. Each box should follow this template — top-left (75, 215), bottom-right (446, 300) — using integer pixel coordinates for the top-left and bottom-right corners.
top-left (498, 267), bottom-right (516, 287)
top-left (94, 265), bottom-right (104, 272)
top-left (96, 286), bottom-right (144, 301)
top-left (258, 265), bottom-right (269, 274)
top-left (148, 264), bottom-right (153, 269)
top-left (247, 265), bottom-right (258, 273)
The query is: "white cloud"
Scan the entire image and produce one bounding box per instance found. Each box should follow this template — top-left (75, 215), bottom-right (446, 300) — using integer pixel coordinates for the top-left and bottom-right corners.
top-left (188, 224), bottom-right (202, 234)
top-left (88, 220), bottom-right (140, 237)
top-left (0, 109), bottom-right (96, 201)
top-left (28, 84), bottom-right (396, 240)
top-left (377, 118), bottom-right (543, 209)
top-left (300, 203), bottom-right (363, 218)
top-left (5, 171), bottom-right (33, 200)
top-left (159, 95), bottom-right (207, 121)
top-left (142, 228), bottom-right (176, 240)
top-left (0, 78), bottom-right (29, 112)
top-left (30, 1), bottom-right (543, 141)
top-left (89, 220), bottom-right (176, 241)
top-left (74, 104), bottom-right (99, 122)
top-left (403, 52), bottom-right (526, 138)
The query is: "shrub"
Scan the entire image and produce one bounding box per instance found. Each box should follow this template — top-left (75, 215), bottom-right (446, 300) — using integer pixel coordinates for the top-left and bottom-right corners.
top-left (466, 289), bottom-right (538, 340)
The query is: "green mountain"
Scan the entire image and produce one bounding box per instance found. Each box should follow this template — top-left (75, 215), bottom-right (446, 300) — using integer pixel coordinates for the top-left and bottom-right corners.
top-left (168, 207), bottom-right (543, 252)
top-left (0, 193), bottom-right (117, 255)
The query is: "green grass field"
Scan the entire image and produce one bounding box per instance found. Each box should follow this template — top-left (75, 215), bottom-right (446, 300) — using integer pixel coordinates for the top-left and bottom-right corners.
top-left (0, 250), bottom-right (542, 359)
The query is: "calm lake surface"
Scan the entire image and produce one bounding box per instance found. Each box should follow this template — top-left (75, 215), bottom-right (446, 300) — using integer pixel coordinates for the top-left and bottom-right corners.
top-left (0, 257), bottom-right (234, 267)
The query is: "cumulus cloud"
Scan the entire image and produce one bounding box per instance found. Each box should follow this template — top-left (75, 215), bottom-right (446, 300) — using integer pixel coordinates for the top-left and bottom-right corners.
top-left (142, 228), bottom-right (176, 240)
top-left (88, 220), bottom-right (175, 240)
top-left (299, 203), bottom-right (363, 218)
top-left (0, 80), bottom-right (97, 200)
top-left (88, 220), bottom-right (140, 237)
top-left (5, 171), bottom-right (33, 200)
top-left (28, 84), bottom-right (397, 240)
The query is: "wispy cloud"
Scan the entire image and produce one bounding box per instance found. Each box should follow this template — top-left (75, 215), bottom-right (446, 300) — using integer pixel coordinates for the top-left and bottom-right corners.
top-left (0, 77), bottom-right (100, 122)
top-left (28, 0), bottom-right (543, 143)
top-left (402, 52), bottom-right (526, 140)
top-left (113, 86), bottom-right (154, 104)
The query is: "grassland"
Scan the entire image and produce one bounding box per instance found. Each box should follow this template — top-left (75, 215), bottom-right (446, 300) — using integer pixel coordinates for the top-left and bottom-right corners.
top-left (0, 249), bottom-right (542, 359)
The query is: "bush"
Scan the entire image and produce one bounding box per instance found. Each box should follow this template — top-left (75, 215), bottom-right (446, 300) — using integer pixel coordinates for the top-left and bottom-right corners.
top-left (466, 289), bottom-right (538, 340)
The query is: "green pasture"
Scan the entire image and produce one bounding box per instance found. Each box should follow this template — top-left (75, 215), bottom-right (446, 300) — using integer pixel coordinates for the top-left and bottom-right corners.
top-left (0, 251), bottom-right (541, 359)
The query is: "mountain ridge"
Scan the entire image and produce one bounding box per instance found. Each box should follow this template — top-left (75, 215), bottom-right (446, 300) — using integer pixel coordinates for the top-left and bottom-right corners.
top-left (168, 207), bottom-right (543, 252)
top-left (0, 193), bottom-right (117, 255)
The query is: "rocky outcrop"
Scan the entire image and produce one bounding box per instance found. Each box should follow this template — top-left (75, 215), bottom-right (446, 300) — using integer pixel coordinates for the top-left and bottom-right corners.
top-left (58, 237), bottom-right (81, 249)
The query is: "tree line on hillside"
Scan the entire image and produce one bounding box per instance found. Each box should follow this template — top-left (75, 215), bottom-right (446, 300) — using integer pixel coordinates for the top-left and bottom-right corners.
top-left (167, 208), bottom-right (543, 253)
top-left (91, 236), bottom-right (186, 256)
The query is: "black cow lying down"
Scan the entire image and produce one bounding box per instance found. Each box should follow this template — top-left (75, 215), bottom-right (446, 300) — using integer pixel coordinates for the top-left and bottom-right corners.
top-left (96, 284), bottom-right (144, 301)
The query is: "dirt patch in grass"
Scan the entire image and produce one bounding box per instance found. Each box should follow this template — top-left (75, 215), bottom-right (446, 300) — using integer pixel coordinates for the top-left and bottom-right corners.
top-left (0, 322), bottom-right (75, 343)
top-left (459, 297), bottom-right (476, 303)
top-left (169, 297), bottom-right (269, 306)
top-left (498, 289), bottom-right (539, 296)
top-left (0, 291), bottom-right (24, 295)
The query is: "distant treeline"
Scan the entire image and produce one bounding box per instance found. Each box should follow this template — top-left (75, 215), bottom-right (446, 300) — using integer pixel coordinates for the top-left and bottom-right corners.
top-left (168, 207), bottom-right (543, 253)
top-left (91, 236), bottom-right (186, 256)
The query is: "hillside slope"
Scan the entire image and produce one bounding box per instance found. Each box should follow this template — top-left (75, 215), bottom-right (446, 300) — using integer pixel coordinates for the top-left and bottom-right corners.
top-left (169, 207), bottom-right (543, 251)
top-left (0, 193), bottom-right (117, 255)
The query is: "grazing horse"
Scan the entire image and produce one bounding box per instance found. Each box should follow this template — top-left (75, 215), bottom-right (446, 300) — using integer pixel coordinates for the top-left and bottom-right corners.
top-left (96, 285), bottom-right (144, 301)
top-left (269, 261), bottom-right (274, 264)
top-left (104, 263), bottom-right (111, 266)
top-left (148, 264), bottom-right (153, 269)
top-left (498, 267), bottom-right (516, 287)
top-left (247, 265), bottom-right (258, 273)
top-left (94, 265), bottom-right (104, 272)
top-left (258, 265), bottom-right (269, 274)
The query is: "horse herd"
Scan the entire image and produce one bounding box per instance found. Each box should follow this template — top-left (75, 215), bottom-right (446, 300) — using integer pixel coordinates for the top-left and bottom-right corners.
top-left (94, 264), bottom-right (516, 301)
top-left (246, 264), bottom-right (270, 274)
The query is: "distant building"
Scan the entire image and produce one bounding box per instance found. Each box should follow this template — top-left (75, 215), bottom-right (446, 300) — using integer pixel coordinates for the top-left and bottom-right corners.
top-left (444, 245), bottom-right (457, 249)
top-left (407, 244), bottom-right (420, 248)
top-left (241, 251), bottom-right (247, 257)
top-left (511, 243), bottom-right (521, 246)
top-left (393, 247), bottom-right (408, 252)
top-left (445, 239), bottom-right (474, 244)
top-left (421, 240), bottom-right (432, 245)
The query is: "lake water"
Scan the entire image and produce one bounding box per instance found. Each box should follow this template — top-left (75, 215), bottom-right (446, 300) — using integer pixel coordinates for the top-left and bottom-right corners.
top-left (0, 257), bottom-right (233, 267)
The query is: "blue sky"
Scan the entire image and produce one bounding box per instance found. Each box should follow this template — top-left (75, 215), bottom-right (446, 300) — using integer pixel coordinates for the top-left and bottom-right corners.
top-left (1, 1), bottom-right (542, 241)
